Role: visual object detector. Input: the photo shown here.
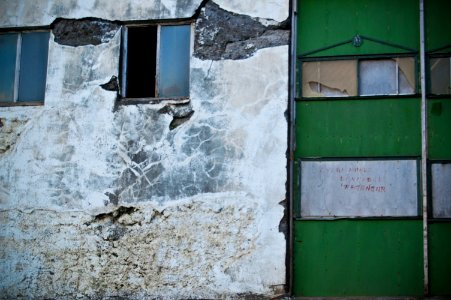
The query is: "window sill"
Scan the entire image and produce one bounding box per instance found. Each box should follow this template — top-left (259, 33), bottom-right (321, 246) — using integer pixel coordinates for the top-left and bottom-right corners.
top-left (118, 97), bottom-right (190, 105)
top-left (0, 101), bottom-right (44, 107)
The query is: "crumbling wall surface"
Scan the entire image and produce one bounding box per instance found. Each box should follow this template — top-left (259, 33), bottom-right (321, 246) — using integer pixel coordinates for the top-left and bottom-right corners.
top-left (0, 0), bottom-right (204, 27)
top-left (0, 0), bottom-right (288, 299)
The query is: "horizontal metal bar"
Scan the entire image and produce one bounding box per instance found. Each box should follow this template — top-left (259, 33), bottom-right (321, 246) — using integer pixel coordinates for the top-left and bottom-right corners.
top-left (119, 97), bottom-right (190, 105)
top-left (295, 94), bottom-right (421, 102)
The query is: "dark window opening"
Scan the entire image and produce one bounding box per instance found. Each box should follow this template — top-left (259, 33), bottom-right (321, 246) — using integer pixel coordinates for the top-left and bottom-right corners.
top-left (121, 24), bottom-right (191, 100)
top-left (126, 26), bottom-right (157, 98)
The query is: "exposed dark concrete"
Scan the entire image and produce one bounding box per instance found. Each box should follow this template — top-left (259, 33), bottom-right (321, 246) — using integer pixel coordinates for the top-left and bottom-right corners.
top-left (100, 76), bottom-right (119, 92)
top-left (159, 103), bottom-right (195, 130)
top-left (52, 17), bottom-right (120, 47)
top-left (93, 206), bottom-right (138, 223)
top-left (194, 2), bottom-right (289, 60)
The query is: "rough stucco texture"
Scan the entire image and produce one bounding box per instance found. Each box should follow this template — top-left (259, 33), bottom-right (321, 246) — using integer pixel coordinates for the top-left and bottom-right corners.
top-left (0, 0), bottom-right (288, 298)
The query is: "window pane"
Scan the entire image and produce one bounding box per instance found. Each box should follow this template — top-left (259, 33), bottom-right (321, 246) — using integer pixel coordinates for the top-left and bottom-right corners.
top-left (158, 25), bottom-right (190, 98)
top-left (432, 163), bottom-right (451, 218)
top-left (359, 59), bottom-right (397, 96)
top-left (397, 57), bottom-right (415, 94)
top-left (430, 57), bottom-right (450, 95)
top-left (18, 31), bottom-right (49, 102)
top-left (0, 33), bottom-right (18, 102)
top-left (302, 60), bottom-right (357, 97)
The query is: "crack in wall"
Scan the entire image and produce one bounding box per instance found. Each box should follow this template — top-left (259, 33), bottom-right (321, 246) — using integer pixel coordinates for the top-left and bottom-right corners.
top-left (194, 2), bottom-right (289, 60)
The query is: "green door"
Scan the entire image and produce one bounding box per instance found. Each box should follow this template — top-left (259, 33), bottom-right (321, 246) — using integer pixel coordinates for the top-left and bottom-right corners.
top-left (293, 0), bottom-right (451, 296)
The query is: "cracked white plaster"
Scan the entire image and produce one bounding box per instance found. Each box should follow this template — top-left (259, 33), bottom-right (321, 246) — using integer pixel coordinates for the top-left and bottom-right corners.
top-left (213, 0), bottom-right (289, 23)
top-left (0, 0), bottom-right (289, 298)
top-left (0, 0), bottom-right (204, 27)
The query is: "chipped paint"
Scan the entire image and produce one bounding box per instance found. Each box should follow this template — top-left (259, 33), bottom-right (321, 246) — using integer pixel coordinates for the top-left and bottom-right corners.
top-left (0, 0), bottom-right (288, 298)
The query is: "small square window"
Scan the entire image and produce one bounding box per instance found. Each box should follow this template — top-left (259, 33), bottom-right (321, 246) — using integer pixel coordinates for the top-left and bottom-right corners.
top-left (429, 56), bottom-right (451, 95)
top-left (121, 24), bottom-right (191, 99)
top-left (0, 31), bottom-right (49, 103)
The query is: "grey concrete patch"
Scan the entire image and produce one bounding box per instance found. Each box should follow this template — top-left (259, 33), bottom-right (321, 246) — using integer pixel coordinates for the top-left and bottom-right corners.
top-left (52, 17), bottom-right (120, 47)
top-left (194, 2), bottom-right (289, 60)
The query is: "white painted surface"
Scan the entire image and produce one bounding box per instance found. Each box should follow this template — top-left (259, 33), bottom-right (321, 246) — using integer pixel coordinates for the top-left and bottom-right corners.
top-left (214, 0), bottom-right (289, 23)
top-left (0, 0), bottom-right (204, 27)
top-left (0, 1), bottom-right (288, 298)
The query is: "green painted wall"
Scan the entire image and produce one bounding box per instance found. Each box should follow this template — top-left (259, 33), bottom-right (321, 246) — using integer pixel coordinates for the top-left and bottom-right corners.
top-left (429, 99), bottom-right (451, 159)
top-left (295, 99), bottom-right (421, 158)
top-left (429, 222), bottom-right (451, 296)
top-left (294, 0), bottom-right (450, 297)
top-left (297, 0), bottom-right (419, 56)
top-left (425, 0), bottom-right (451, 51)
top-left (293, 220), bottom-right (424, 296)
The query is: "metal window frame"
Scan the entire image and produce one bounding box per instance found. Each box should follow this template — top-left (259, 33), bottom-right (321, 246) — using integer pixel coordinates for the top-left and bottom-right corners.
top-left (297, 53), bottom-right (419, 100)
top-left (0, 29), bottom-right (49, 107)
top-left (119, 21), bottom-right (193, 104)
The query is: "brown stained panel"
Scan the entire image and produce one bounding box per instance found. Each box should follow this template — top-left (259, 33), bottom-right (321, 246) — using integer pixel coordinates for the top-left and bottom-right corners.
top-left (397, 57), bottom-right (416, 94)
top-left (302, 60), bottom-right (357, 97)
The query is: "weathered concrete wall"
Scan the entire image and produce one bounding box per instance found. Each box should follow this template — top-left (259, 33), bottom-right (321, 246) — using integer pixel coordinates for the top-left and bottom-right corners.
top-left (0, 1), bottom-right (289, 298)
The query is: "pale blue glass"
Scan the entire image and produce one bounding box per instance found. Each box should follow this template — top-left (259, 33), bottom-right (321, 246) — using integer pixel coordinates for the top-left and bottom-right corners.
top-left (18, 31), bottom-right (49, 102)
top-left (0, 33), bottom-right (18, 102)
top-left (158, 25), bottom-right (190, 98)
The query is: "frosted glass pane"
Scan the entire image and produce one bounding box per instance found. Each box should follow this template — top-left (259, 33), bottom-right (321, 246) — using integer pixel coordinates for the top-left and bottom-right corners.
top-left (430, 57), bottom-right (450, 95)
top-left (18, 31), bottom-right (49, 102)
top-left (158, 25), bottom-right (190, 98)
top-left (432, 163), bottom-right (451, 218)
top-left (0, 33), bottom-right (18, 102)
top-left (359, 59), bottom-right (397, 95)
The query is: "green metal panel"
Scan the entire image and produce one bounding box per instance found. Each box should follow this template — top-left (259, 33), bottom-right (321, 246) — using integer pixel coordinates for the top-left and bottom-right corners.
top-left (297, 0), bottom-right (419, 57)
top-left (295, 99), bottom-right (421, 158)
top-left (429, 222), bottom-right (451, 296)
top-left (293, 219), bottom-right (423, 297)
top-left (425, 0), bottom-right (451, 51)
top-left (428, 99), bottom-right (451, 159)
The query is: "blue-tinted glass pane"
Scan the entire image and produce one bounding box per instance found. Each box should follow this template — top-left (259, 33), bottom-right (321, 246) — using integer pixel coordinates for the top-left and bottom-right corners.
top-left (18, 31), bottom-right (49, 102)
top-left (158, 25), bottom-right (190, 98)
top-left (0, 33), bottom-right (18, 102)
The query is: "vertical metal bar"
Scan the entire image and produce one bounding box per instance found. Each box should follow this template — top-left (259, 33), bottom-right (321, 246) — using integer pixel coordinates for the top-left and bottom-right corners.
top-left (419, 0), bottom-right (429, 295)
top-left (121, 27), bottom-right (128, 97)
top-left (155, 25), bottom-right (161, 98)
top-left (449, 57), bottom-right (451, 94)
top-left (288, 0), bottom-right (297, 295)
top-left (396, 59), bottom-right (400, 95)
top-left (13, 33), bottom-right (22, 102)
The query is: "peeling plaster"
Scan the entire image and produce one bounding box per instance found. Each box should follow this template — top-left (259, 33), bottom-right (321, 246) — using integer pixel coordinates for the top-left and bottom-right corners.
top-left (0, 0), bottom-right (204, 27)
top-left (213, 0), bottom-right (289, 23)
top-left (0, 0), bottom-right (288, 298)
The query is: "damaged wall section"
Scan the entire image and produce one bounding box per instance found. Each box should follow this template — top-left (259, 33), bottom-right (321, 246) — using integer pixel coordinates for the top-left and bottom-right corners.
top-left (0, 0), bottom-right (289, 298)
top-left (194, 2), bottom-right (289, 60)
